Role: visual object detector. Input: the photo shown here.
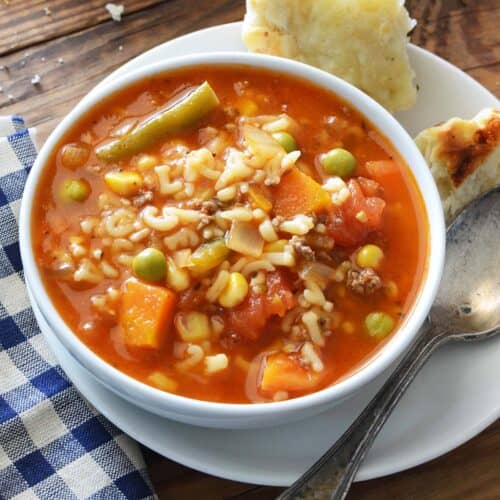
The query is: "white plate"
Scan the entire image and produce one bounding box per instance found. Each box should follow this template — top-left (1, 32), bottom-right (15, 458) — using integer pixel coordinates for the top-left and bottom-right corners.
top-left (32, 23), bottom-right (499, 487)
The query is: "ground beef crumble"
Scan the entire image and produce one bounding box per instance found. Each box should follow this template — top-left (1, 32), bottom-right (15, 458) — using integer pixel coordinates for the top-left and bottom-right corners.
top-left (305, 233), bottom-right (334, 251)
top-left (346, 268), bottom-right (382, 295)
top-left (184, 199), bottom-right (221, 221)
top-left (290, 236), bottom-right (315, 261)
top-left (131, 190), bottom-right (154, 208)
top-left (200, 199), bottom-right (219, 215)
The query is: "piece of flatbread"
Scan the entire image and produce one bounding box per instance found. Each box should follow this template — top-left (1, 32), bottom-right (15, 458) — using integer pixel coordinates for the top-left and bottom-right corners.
top-left (242, 0), bottom-right (417, 112)
top-left (415, 109), bottom-right (500, 224)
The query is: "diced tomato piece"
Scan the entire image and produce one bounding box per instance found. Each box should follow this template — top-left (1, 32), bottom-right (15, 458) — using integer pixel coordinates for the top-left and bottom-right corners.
top-left (225, 271), bottom-right (296, 341)
top-left (357, 177), bottom-right (381, 197)
top-left (327, 179), bottom-right (385, 247)
top-left (260, 353), bottom-right (321, 393)
top-left (364, 196), bottom-right (385, 228)
top-left (226, 295), bottom-right (265, 340)
top-left (177, 287), bottom-right (206, 310)
top-left (264, 270), bottom-right (296, 317)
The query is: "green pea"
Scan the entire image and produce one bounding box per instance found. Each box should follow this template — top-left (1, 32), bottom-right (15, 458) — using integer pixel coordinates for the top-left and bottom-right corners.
top-left (60, 179), bottom-right (91, 202)
top-left (365, 312), bottom-right (395, 338)
top-left (133, 248), bottom-right (167, 282)
top-left (272, 132), bottom-right (297, 153)
top-left (321, 148), bottom-right (356, 177)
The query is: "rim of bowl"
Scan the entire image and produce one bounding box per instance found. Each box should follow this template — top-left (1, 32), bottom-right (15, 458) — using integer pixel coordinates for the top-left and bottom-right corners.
top-left (19, 52), bottom-right (445, 420)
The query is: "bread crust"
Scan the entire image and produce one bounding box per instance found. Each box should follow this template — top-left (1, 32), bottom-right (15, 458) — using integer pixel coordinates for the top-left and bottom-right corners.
top-left (415, 109), bottom-right (500, 223)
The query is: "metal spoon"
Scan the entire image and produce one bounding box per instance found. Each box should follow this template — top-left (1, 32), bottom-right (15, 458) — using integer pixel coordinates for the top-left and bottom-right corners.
top-left (278, 186), bottom-right (500, 500)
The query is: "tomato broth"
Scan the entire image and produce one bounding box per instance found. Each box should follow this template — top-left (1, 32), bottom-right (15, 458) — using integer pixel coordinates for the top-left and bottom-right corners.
top-left (32, 66), bottom-right (428, 403)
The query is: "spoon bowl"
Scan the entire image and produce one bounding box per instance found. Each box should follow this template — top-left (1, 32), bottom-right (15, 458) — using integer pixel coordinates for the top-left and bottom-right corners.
top-left (280, 186), bottom-right (500, 500)
top-left (432, 186), bottom-right (500, 336)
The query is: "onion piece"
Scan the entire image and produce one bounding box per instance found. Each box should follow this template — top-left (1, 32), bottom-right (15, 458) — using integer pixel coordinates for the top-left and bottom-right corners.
top-left (172, 249), bottom-right (192, 268)
top-left (112, 118), bottom-right (138, 138)
top-left (60, 142), bottom-right (89, 169)
top-left (299, 262), bottom-right (336, 287)
top-left (242, 124), bottom-right (284, 159)
top-left (226, 220), bottom-right (264, 258)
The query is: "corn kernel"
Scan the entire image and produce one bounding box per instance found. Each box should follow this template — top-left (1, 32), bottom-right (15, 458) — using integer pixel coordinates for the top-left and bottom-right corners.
top-left (104, 171), bottom-right (143, 197)
top-left (341, 321), bottom-right (355, 334)
top-left (219, 272), bottom-right (249, 308)
top-left (356, 244), bottom-right (384, 269)
top-left (135, 154), bottom-right (159, 171)
top-left (236, 98), bottom-right (258, 116)
top-left (355, 210), bottom-right (368, 223)
top-left (385, 280), bottom-right (399, 300)
top-left (147, 371), bottom-right (178, 392)
top-left (175, 312), bottom-right (211, 342)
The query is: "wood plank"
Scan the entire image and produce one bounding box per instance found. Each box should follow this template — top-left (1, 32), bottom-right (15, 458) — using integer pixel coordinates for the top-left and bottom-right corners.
top-left (0, 0), bottom-right (245, 143)
top-left (467, 63), bottom-right (500, 97)
top-left (407, 0), bottom-right (500, 71)
top-left (152, 470), bottom-right (259, 499)
top-left (0, 0), bottom-right (496, 146)
top-left (0, 0), bottom-right (163, 56)
top-left (348, 421), bottom-right (500, 500)
top-left (144, 420), bottom-right (500, 499)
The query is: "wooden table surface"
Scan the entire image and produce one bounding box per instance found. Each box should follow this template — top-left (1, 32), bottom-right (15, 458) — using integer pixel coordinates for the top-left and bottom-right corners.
top-left (1, 1), bottom-right (498, 498)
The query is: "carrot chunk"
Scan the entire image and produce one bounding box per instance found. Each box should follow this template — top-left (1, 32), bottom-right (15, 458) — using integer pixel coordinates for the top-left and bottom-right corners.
top-left (273, 167), bottom-right (331, 218)
top-left (365, 160), bottom-right (399, 183)
top-left (260, 353), bottom-right (320, 393)
top-left (120, 278), bottom-right (177, 350)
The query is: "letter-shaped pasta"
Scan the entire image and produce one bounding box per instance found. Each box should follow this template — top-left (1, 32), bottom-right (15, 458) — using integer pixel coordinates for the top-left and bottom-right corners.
top-left (163, 228), bottom-right (200, 251)
top-left (141, 206), bottom-right (179, 232)
top-left (104, 208), bottom-right (136, 238)
top-left (155, 164), bottom-right (183, 195)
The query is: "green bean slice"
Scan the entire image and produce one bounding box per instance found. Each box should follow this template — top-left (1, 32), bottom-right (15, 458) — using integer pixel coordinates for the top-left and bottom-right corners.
top-left (96, 81), bottom-right (220, 162)
top-left (190, 239), bottom-right (229, 273)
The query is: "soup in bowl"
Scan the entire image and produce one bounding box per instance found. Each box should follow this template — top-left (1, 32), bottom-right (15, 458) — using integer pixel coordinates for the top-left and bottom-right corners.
top-left (20, 53), bottom-right (444, 428)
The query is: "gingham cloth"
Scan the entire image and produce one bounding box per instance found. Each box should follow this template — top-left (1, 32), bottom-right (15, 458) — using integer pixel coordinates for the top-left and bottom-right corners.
top-left (0, 116), bottom-right (156, 499)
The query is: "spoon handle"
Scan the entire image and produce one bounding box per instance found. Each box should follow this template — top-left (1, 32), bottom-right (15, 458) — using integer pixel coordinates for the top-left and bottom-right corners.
top-left (277, 322), bottom-right (448, 500)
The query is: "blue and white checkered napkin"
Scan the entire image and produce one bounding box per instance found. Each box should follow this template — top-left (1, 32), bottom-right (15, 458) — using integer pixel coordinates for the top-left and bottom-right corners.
top-left (0, 117), bottom-right (156, 499)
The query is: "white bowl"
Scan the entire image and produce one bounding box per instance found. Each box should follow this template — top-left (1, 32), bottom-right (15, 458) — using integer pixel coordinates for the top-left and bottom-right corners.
top-left (19, 52), bottom-right (445, 429)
